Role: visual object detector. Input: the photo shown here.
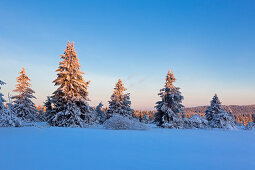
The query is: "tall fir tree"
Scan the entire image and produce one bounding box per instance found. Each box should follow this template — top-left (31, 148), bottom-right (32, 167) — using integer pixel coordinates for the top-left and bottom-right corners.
top-left (52, 41), bottom-right (90, 101)
top-left (49, 41), bottom-right (95, 127)
top-left (154, 70), bottom-right (184, 128)
top-left (107, 79), bottom-right (133, 118)
top-left (12, 67), bottom-right (38, 122)
top-left (205, 94), bottom-right (236, 129)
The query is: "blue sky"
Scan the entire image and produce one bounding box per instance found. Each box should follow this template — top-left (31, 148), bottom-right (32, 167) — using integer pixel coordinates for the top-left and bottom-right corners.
top-left (0, 0), bottom-right (255, 110)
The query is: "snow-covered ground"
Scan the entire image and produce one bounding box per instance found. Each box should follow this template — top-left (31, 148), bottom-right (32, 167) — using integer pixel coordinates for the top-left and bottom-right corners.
top-left (0, 127), bottom-right (254, 170)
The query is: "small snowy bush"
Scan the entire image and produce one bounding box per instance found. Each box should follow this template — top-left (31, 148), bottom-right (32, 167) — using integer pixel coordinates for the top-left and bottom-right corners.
top-left (182, 115), bottom-right (208, 129)
top-left (189, 115), bottom-right (208, 128)
top-left (103, 114), bottom-right (148, 130)
top-left (160, 116), bottom-right (184, 129)
top-left (0, 110), bottom-right (23, 127)
top-left (245, 122), bottom-right (255, 130)
top-left (141, 114), bottom-right (150, 124)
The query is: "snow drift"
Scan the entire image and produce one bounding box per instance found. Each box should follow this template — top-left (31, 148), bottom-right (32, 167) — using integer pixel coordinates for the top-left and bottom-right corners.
top-left (103, 114), bottom-right (148, 130)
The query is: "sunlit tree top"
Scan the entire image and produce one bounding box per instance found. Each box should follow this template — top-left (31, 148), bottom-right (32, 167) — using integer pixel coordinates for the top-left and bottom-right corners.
top-left (53, 41), bottom-right (90, 101)
top-left (13, 67), bottom-right (35, 100)
top-left (165, 70), bottom-right (176, 89)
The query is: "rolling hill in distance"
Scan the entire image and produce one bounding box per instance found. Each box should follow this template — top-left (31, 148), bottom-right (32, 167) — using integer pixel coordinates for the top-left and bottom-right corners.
top-left (184, 105), bottom-right (255, 115)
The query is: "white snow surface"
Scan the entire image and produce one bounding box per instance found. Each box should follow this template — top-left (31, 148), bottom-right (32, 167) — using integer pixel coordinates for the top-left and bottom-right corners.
top-left (0, 127), bottom-right (254, 170)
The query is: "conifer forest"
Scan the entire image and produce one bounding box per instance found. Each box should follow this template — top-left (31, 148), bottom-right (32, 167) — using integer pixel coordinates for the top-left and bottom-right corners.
top-left (1, 41), bottom-right (254, 130)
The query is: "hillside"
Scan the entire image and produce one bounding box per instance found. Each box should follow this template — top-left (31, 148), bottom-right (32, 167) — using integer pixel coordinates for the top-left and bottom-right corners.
top-left (184, 105), bottom-right (255, 115)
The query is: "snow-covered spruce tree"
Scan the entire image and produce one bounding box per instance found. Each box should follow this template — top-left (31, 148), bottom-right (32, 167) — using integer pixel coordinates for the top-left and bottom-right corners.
top-left (0, 80), bottom-right (22, 127)
top-left (142, 114), bottom-right (150, 124)
top-left (154, 70), bottom-right (184, 128)
top-left (0, 80), bottom-right (6, 110)
top-left (95, 102), bottom-right (106, 124)
top-left (205, 94), bottom-right (236, 129)
top-left (12, 67), bottom-right (38, 122)
top-left (245, 122), bottom-right (255, 130)
top-left (107, 79), bottom-right (133, 118)
top-left (49, 41), bottom-right (95, 127)
top-left (205, 94), bottom-right (222, 121)
top-left (44, 96), bottom-right (53, 121)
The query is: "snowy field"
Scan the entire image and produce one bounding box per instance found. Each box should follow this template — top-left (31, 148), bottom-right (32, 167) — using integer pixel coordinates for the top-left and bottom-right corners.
top-left (0, 127), bottom-right (254, 170)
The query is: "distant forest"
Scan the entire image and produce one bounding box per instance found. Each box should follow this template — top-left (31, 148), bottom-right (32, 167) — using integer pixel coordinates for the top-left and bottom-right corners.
top-left (184, 105), bottom-right (255, 115)
top-left (132, 105), bottom-right (255, 126)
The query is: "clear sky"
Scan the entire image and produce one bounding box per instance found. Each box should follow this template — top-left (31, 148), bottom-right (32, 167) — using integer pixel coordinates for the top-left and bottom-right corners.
top-left (0, 0), bottom-right (255, 110)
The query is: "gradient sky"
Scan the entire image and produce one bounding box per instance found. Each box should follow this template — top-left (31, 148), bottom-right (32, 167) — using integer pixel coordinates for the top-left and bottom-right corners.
top-left (0, 0), bottom-right (255, 110)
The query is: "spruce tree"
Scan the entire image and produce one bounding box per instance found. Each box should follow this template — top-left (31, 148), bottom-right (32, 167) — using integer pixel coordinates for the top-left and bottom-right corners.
top-left (49, 41), bottom-right (94, 127)
top-left (0, 80), bottom-right (23, 127)
top-left (205, 94), bottom-right (222, 121)
top-left (52, 41), bottom-right (90, 101)
top-left (142, 114), bottom-right (150, 124)
top-left (107, 79), bottom-right (133, 118)
top-left (12, 67), bottom-right (38, 122)
top-left (205, 94), bottom-right (236, 129)
top-left (95, 102), bottom-right (106, 124)
top-left (0, 80), bottom-right (6, 110)
top-left (154, 70), bottom-right (184, 128)
top-left (44, 96), bottom-right (53, 121)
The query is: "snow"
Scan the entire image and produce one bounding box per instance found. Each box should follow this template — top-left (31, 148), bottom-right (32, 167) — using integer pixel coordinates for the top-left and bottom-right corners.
top-left (103, 114), bottom-right (148, 130)
top-left (0, 127), bottom-right (254, 170)
top-left (245, 122), bottom-right (255, 130)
